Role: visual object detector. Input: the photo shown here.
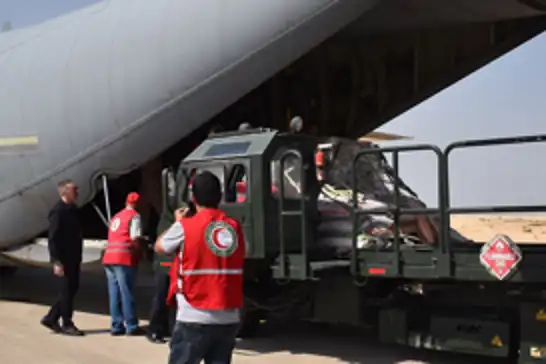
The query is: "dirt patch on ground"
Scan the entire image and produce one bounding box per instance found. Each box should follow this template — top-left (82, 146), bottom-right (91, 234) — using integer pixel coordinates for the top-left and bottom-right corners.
top-left (451, 215), bottom-right (546, 243)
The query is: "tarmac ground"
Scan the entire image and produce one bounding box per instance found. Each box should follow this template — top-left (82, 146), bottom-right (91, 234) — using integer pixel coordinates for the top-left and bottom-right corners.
top-left (0, 267), bottom-right (509, 364)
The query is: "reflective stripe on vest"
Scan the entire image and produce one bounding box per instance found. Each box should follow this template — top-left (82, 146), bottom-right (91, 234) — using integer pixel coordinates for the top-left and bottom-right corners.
top-left (176, 249), bottom-right (243, 288)
top-left (178, 250), bottom-right (183, 289)
top-left (180, 268), bottom-right (243, 276)
top-left (104, 242), bottom-right (133, 253)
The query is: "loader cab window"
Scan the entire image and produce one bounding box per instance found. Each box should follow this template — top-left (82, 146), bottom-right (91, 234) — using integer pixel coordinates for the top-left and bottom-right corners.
top-left (270, 150), bottom-right (302, 199)
top-left (165, 169), bottom-right (177, 212)
top-left (181, 165), bottom-right (226, 204)
top-left (225, 163), bottom-right (249, 204)
top-left (181, 163), bottom-right (250, 205)
top-left (204, 142), bottom-right (251, 157)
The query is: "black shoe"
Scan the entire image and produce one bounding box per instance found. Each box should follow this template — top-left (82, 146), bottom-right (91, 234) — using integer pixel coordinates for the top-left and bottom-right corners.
top-left (146, 332), bottom-right (167, 344)
top-left (40, 317), bottom-right (62, 333)
top-left (111, 330), bottom-right (126, 336)
top-left (126, 327), bottom-right (145, 336)
top-left (61, 325), bottom-right (85, 336)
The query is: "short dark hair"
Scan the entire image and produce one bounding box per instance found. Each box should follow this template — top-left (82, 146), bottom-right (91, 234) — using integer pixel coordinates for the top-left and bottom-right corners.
top-left (192, 171), bottom-right (222, 208)
top-left (57, 179), bottom-right (75, 194)
top-left (57, 179), bottom-right (73, 189)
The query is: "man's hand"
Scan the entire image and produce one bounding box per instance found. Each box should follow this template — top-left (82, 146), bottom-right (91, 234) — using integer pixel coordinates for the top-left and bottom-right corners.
top-left (53, 263), bottom-right (64, 277)
top-left (174, 207), bottom-right (189, 221)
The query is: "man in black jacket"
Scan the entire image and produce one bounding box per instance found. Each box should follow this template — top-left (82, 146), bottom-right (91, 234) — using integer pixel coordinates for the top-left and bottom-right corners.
top-left (40, 179), bottom-right (85, 336)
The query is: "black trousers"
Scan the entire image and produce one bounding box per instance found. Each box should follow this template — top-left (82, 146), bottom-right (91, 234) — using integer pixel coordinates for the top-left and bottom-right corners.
top-left (44, 263), bottom-right (81, 327)
top-left (148, 271), bottom-right (173, 337)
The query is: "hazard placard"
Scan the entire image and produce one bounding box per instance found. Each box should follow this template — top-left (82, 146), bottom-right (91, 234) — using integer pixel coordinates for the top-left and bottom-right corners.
top-left (479, 234), bottom-right (522, 280)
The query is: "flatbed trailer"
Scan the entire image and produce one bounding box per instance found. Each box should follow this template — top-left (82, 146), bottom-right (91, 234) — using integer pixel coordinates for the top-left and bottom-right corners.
top-left (160, 127), bottom-right (546, 363)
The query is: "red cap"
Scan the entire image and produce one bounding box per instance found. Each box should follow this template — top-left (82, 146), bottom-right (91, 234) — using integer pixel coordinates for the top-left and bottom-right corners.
top-left (126, 192), bottom-right (140, 205)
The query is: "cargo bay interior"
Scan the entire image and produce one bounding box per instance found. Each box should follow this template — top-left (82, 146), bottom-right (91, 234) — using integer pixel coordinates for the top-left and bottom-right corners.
top-left (78, 9), bottom-right (546, 242)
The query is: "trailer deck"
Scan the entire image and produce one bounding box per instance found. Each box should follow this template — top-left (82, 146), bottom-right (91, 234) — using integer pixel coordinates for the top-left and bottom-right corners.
top-left (161, 127), bottom-right (546, 363)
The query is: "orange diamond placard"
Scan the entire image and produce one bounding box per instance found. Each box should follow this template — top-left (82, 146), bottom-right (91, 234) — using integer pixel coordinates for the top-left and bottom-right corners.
top-left (479, 234), bottom-right (522, 280)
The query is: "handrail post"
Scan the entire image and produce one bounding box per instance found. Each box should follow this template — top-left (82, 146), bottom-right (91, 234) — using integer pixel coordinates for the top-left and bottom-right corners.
top-left (351, 144), bottom-right (444, 278)
top-left (101, 174), bottom-right (112, 223)
top-left (392, 150), bottom-right (401, 275)
top-left (351, 156), bottom-right (359, 277)
top-left (278, 155), bottom-right (288, 279)
top-left (440, 153), bottom-right (450, 256)
top-left (277, 149), bottom-right (307, 280)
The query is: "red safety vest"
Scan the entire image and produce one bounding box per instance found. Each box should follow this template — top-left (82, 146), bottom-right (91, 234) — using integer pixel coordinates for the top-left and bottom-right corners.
top-left (166, 208), bottom-right (245, 310)
top-left (102, 208), bottom-right (140, 266)
top-left (167, 259), bottom-right (177, 307)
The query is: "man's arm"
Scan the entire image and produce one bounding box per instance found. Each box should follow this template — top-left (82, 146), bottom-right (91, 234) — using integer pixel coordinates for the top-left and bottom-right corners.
top-left (47, 207), bottom-right (63, 265)
top-left (154, 222), bottom-right (184, 255)
top-left (129, 214), bottom-right (143, 241)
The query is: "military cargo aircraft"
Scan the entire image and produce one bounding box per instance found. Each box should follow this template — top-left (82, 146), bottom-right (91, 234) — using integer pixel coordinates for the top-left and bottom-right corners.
top-left (0, 0), bottom-right (545, 273)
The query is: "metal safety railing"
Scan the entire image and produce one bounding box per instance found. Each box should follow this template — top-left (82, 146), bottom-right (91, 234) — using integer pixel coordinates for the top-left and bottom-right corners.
top-left (444, 134), bottom-right (546, 222)
top-left (350, 133), bottom-right (546, 279)
top-left (350, 145), bottom-right (446, 277)
top-left (277, 149), bottom-right (308, 280)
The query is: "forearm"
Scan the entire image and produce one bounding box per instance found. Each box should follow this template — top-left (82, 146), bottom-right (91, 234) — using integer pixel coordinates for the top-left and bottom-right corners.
top-left (48, 210), bottom-right (63, 264)
top-left (129, 215), bottom-right (142, 240)
top-left (154, 222), bottom-right (184, 254)
top-left (154, 209), bottom-right (187, 254)
top-left (47, 240), bottom-right (62, 265)
top-left (154, 231), bottom-right (168, 254)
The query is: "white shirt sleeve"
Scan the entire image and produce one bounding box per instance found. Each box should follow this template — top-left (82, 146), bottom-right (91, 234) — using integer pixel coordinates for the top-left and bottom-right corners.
top-left (129, 214), bottom-right (142, 240)
top-left (159, 222), bottom-right (185, 254)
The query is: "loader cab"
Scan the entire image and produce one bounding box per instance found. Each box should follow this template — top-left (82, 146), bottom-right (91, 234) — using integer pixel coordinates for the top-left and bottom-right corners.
top-left (161, 126), bottom-right (321, 264)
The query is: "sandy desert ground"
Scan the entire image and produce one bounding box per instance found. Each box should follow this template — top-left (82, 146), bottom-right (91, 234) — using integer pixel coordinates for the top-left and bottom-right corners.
top-left (0, 215), bottom-right (541, 363)
top-left (0, 267), bottom-right (504, 364)
top-left (450, 214), bottom-right (546, 243)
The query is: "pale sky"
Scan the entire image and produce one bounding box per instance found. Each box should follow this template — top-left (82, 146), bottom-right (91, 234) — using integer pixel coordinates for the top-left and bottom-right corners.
top-left (2, 0), bottom-right (545, 210)
top-left (379, 32), bottom-right (546, 209)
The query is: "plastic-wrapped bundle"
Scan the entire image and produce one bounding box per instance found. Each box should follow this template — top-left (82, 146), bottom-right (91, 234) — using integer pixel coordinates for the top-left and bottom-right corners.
top-left (313, 137), bottom-right (470, 255)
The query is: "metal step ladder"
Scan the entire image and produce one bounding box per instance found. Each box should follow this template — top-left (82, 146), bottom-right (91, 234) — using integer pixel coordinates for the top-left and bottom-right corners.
top-left (273, 149), bottom-right (311, 281)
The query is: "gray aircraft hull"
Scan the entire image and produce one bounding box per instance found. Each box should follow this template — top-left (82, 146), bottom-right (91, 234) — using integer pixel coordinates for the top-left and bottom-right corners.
top-left (0, 0), bottom-right (376, 250)
top-left (0, 0), bottom-right (543, 254)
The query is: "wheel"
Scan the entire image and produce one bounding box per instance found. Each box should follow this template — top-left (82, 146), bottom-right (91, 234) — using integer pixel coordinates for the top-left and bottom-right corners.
top-left (237, 301), bottom-right (265, 338)
top-left (0, 266), bottom-right (18, 278)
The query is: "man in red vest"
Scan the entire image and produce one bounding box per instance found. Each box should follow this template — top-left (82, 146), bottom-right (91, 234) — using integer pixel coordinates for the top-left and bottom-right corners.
top-left (102, 192), bottom-right (144, 336)
top-left (155, 171), bottom-right (245, 364)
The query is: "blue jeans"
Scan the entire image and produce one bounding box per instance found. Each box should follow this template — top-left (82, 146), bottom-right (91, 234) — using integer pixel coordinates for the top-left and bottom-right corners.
top-left (168, 322), bottom-right (239, 364)
top-left (104, 265), bottom-right (138, 333)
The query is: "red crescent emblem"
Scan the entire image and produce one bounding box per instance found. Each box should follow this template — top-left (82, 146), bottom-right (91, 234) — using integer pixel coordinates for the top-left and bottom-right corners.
top-left (211, 227), bottom-right (230, 250)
